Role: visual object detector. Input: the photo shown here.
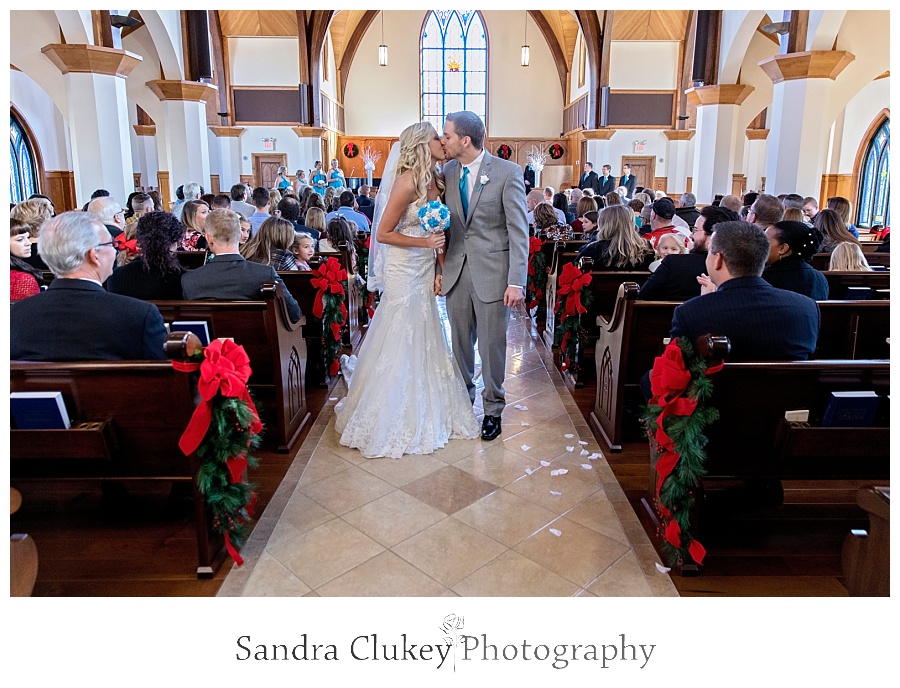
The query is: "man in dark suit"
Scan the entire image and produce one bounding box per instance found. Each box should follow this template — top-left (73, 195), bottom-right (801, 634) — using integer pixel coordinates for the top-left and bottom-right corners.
top-left (578, 162), bottom-right (600, 194)
top-left (598, 164), bottom-right (617, 197)
top-left (182, 209), bottom-right (303, 323)
top-left (640, 205), bottom-right (738, 301)
top-left (619, 164), bottom-right (637, 199)
top-left (11, 212), bottom-right (167, 361)
top-left (675, 192), bottom-right (700, 227)
top-left (356, 184), bottom-right (374, 208)
top-left (523, 153), bottom-right (536, 192)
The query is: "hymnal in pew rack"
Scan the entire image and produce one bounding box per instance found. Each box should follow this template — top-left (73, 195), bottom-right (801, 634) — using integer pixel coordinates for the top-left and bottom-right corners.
top-left (10, 391), bottom-right (71, 429)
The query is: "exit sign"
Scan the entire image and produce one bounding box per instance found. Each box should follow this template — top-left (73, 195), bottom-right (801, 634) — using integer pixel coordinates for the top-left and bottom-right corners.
top-left (263, 138), bottom-right (275, 151)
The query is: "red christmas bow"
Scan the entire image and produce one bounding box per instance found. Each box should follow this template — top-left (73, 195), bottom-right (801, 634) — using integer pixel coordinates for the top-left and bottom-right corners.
top-left (178, 339), bottom-right (262, 455)
top-left (556, 262), bottom-right (592, 317)
top-left (310, 257), bottom-right (347, 319)
top-left (114, 234), bottom-right (139, 255)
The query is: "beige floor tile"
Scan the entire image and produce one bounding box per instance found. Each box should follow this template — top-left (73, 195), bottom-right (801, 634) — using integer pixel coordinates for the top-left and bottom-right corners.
top-left (501, 375), bottom-right (554, 401)
top-left (549, 452), bottom-right (606, 485)
top-left (500, 392), bottom-right (567, 427)
top-left (267, 518), bottom-right (384, 589)
top-left (504, 466), bottom-right (601, 514)
top-left (502, 413), bottom-right (580, 461)
top-left (586, 551), bottom-right (654, 597)
top-left (341, 490), bottom-right (447, 548)
top-left (356, 452), bottom-right (446, 487)
top-left (299, 465), bottom-right (395, 515)
top-left (428, 436), bottom-right (485, 464)
top-left (514, 517), bottom-right (632, 587)
top-left (516, 367), bottom-right (555, 386)
top-left (316, 551), bottom-right (446, 596)
top-left (453, 443), bottom-right (542, 487)
top-left (393, 518), bottom-right (506, 587)
top-left (562, 491), bottom-right (630, 545)
top-left (452, 549), bottom-right (580, 596)
top-left (401, 465), bottom-right (500, 515)
top-left (241, 551), bottom-right (311, 597)
top-left (298, 447), bottom-right (355, 486)
top-left (267, 493), bottom-right (337, 548)
top-left (452, 489), bottom-right (558, 547)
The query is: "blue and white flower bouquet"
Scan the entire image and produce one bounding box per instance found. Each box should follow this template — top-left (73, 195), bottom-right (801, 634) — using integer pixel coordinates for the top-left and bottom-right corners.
top-left (417, 200), bottom-right (451, 234)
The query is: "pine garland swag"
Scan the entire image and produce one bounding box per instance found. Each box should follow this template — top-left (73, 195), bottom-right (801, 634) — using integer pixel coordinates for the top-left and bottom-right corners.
top-left (553, 261), bottom-right (593, 375)
top-left (311, 257), bottom-right (349, 377)
top-left (526, 237), bottom-right (548, 311)
top-left (641, 337), bottom-right (722, 568)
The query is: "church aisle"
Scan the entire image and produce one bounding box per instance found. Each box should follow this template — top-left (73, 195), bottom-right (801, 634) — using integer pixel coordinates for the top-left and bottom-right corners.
top-left (219, 309), bottom-right (677, 597)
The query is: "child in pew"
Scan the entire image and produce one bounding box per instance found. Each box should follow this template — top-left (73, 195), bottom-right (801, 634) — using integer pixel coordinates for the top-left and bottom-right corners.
top-left (648, 233), bottom-right (687, 272)
top-left (829, 241), bottom-right (872, 272)
top-left (292, 231), bottom-right (316, 271)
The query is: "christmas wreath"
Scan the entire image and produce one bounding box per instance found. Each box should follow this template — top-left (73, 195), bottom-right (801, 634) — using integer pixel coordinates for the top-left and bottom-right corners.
top-left (526, 236), bottom-right (548, 310)
top-left (641, 338), bottom-right (723, 568)
top-left (311, 256), bottom-right (348, 377)
top-left (548, 143), bottom-right (565, 160)
top-left (174, 338), bottom-right (263, 566)
top-left (343, 142), bottom-right (359, 158)
top-left (496, 144), bottom-right (513, 160)
top-left (553, 261), bottom-right (592, 374)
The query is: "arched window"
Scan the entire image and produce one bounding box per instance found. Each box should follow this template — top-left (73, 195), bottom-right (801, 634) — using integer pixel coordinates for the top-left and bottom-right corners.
top-left (10, 112), bottom-right (38, 204)
top-left (856, 119), bottom-right (889, 228)
top-left (421, 10), bottom-right (487, 131)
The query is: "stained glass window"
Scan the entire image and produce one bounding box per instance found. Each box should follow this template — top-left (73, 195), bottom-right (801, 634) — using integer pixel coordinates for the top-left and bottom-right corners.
top-left (10, 113), bottom-right (38, 204)
top-left (856, 119), bottom-right (889, 228)
top-left (421, 10), bottom-right (488, 131)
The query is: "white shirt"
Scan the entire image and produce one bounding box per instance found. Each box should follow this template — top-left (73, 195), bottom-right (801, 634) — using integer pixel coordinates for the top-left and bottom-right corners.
top-left (460, 148), bottom-right (486, 200)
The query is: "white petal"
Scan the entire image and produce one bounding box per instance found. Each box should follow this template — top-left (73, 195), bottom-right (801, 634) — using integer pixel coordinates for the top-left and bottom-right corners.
top-left (580, 449), bottom-right (589, 456)
top-left (549, 490), bottom-right (561, 496)
top-left (581, 464), bottom-right (592, 470)
top-left (566, 446), bottom-right (575, 452)
top-left (655, 563), bottom-right (672, 573)
top-left (549, 528), bottom-right (562, 537)
top-left (520, 444), bottom-right (531, 452)
top-left (578, 441), bottom-right (588, 445)
top-left (540, 460), bottom-right (551, 467)
top-left (564, 434), bottom-right (574, 438)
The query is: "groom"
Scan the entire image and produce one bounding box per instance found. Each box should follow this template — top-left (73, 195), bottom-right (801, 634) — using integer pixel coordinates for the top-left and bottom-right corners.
top-left (439, 111), bottom-right (529, 440)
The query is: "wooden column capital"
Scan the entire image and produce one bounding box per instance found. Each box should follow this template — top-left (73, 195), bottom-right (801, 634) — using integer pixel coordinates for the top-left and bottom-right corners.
top-left (41, 44), bottom-right (142, 78)
top-left (685, 83), bottom-right (754, 107)
top-left (758, 51), bottom-right (855, 84)
top-left (293, 126), bottom-right (326, 138)
top-left (745, 129), bottom-right (769, 141)
top-left (663, 130), bottom-right (695, 141)
top-left (209, 126), bottom-right (244, 138)
top-left (133, 124), bottom-right (157, 137)
top-left (146, 80), bottom-right (218, 102)
top-left (581, 129), bottom-right (616, 141)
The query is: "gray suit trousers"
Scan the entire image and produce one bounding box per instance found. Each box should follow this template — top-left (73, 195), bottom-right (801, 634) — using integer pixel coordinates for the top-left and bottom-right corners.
top-left (445, 257), bottom-right (509, 417)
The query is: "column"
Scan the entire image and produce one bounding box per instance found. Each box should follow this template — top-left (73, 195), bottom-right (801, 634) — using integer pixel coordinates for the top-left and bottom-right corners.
top-left (210, 126), bottom-right (245, 192)
top-left (662, 130), bottom-right (695, 197)
top-left (686, 84), bottom-right (754, 205)
top-left (759, 51), bottom-right (855, 196)
top-left (41, 44), bottom-right (142, 204)
top-left (581, 129), bottom-right (616, 175)
top-left (744, 129), bottom-right (769, 194)
top-left (292, 126), bottom-right (326, 174)
top-left (146, 80), bottom-right (217, 200)
top-left (132, 124), bottom-right (159, 192)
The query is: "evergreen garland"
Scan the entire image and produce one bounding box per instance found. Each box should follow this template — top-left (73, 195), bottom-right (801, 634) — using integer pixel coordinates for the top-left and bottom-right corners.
top-left (311, 256), bottom-right (348, 377)
top-left (526, 237), bottom-right (548, 310)
top-left (553, 261), bottom-right (593, 375)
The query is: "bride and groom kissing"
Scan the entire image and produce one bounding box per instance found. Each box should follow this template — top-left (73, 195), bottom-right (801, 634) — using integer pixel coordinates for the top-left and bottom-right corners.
top-left (335, 111), bottom-right (530, 459)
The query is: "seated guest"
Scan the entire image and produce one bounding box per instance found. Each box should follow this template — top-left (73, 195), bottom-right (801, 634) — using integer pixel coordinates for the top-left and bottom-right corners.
top-left (230, 183), bottom-right (255, 221)
top-left (292, 232), bottom-right (316, 271)
top-left (533, 203), bottom-right (564, 236)
top-left (829, 241), bottom-right (872, 272)
top-left (552, 192), bottom-right (575, 224)
top-left (825, 196), bottom-right (860, 238)
top-left (181, 209), bottom-right (302, 323)
top-left (305, 207), bottom-right (327, 248)
top-left (356, 184), bottom-right (374, 207)
top-left (571, 196), bottom-right (598, 234)
top-left (323, 216), bottom-right (359, 273)
top-left (578, 210), bottom-right (599, 242)
top-left (239, 216), bottom-right (252, 247)
top-left (280, 195), bottom-right (318, 249)
top-left (86, 196), bottom-right (126, 239)
top-left (762, 220), bottom-right (829, 300)
top-left (640, 197), bottom-right (690, 246)
top-left (326, 190), bottom-right (371, 231)
top-left (211, 194), bottom-right (232, 211)
top-left (577, 205), bottom-right (653, 270)
top-left (11, 198), bottom-right (53, 272)
top-left (815, 208), bottom-right (860, 254)
top-left (567, 188), bottom-right (583, 216)
top-left (107, 211), bottom-right (185, 300)
top-left (10, 222), bottom-right (44, 300)
top-left (782, 207), bottom-right (806, 223)
top-left (675, 193), bottom-right (700, 227)
top-left (639, 205), bottom-right (738, 301)
top-left (719, 194), bottom-right (743, 214)
top-left (11, 212), bottom-right (167, 360)
top-left (179, 199), bottom-right (209, 251)
top-left (248, 187), bottom-right (272, 236)
top-left (241, 217), bottom-right (299, 271)
top-left (669, 220), bottom-right (820, 361)
top-left (526, 190), bottom-right (566, 225)
top-left (746, 193), bottom-right (784, 230)
top-left (125, 193), bottom-right (154, 227)
top-left (605, 191), bottom-right (623, 207)
top-left (649, 233), bottom-right (686, 272)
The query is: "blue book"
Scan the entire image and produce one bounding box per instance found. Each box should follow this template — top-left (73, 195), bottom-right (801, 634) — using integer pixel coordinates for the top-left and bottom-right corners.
top-left (171, 321), bottom-right (210, 346)
top-left (10, 391), bottom-right (71, 429)
top-left (821, 391), bottom-right (881, 428)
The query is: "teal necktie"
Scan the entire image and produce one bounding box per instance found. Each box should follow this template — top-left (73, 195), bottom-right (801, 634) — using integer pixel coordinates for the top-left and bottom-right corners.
top-left (460, 166), bottom-right (469, 216)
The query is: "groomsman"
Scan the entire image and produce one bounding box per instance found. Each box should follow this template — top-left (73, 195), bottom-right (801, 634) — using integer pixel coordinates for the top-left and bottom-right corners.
top-left (598, 164), bottom-right (617, 196)
top-left (578, 162), bottom-right (600, 194)
top-left (619, 164), bottom-right (637, 198)
top-left (523, 153), bottom-right (535, 191)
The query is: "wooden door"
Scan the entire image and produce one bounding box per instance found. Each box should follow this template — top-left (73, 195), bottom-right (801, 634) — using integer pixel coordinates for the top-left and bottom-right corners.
top-left (621, 155), bottom-right (656, 192)
top-left (252, 153), bottom-right (287, 189)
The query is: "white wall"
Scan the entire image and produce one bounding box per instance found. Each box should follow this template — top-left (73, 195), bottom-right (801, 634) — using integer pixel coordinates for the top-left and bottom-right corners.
top-left (320, 30), bottom-right (338, 102)
top-left (229, 37), bottom-right (300, 85)
top-left (568, 33), bottom-right (589, 104)
top-left (836, 77), bottom-right (889, 173)
top-left (10, 69), bottom-right (69, 171)
top-left (609, 42), bottom-right (679, 90)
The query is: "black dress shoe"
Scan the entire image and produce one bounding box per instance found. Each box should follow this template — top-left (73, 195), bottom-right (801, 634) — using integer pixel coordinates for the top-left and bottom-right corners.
top-left (481, 415), bottom-right (502, 441)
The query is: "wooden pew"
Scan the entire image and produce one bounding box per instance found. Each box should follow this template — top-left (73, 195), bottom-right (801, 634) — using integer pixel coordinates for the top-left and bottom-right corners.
top-left (278, 265), bottom-right (328, 388)
top-left (151, 282), bottom-right (310, 453)
top-left (10, 334), bottom-right (228, 578)
top-left (821, 270), bottom-right (891, 299)
top-left (176, 250), bottom-right (208, 270)
top-left (841, 486), bottom-right (890, 596)
top-left (591, 284), bottom-right (891, 452)
top-left (315, 242), bottom-right (362, 350)
top-left (811, 252), bottom-right (890, 270)
top-left (541, 240), bottom-right (590, 348)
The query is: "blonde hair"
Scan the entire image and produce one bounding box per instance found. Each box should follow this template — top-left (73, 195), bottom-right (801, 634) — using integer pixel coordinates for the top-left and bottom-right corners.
top-left (11, 198), bottom-right (53, 238)
top-left (305, 207), bottom-right (326, 234)
top-left (241, 217), bottom-right (296, 267)
top-left (268, 189), bottom-right (282, 215)
top-left (782, 207), bottom-right (805, 223)
top-left (597, 205), bottom-right (651, 268)
top-left (397, 121), bottom-right (445, 206)
top-left (204, 209), bottom-right (242, 245)
top-left (828, 241), bottom-right (872, 272)
top-left (655, 233), bottom-right (686, 259)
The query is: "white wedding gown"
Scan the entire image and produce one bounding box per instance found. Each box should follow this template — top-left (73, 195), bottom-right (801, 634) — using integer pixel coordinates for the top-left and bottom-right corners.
top-left (335, 202), bottom-right (480, 458)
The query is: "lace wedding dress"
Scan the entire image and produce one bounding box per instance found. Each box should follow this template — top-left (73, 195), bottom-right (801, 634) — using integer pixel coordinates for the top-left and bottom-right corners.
top-left (335, 202), bottom-right (480, 458)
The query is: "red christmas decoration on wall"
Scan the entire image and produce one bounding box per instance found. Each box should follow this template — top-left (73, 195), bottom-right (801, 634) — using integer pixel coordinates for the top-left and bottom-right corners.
top-left (496, 144), bottom-right (512, 160)
top-left (548, 143), bottom-right (565, 160)
top-left (343, 142), bottom-right (359, 158)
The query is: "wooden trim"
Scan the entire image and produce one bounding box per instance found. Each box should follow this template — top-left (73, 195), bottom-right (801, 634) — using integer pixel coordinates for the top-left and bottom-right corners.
top-left (338, 10), bottom-right (377, 102)
top-left (308, 11), bottom-right (336, 128)
top-left (850, 108), bottom-right (890, 216)
top-left (251, 152), bottom-right (288, 190)
top-left (575, 10), bottom-right (603, 129)
top-left (758, 50), bottom-right (855, 84)
top-left (209, 126), bottom-right (244, 138)
top-left (676, 10), bottom-right (697, 129)
top-left (157, 171), bottom-right (171, 210)
top-left (582, 129), bottom-right (616, 140)
top-left (208, 11), bottom-right (231, 124)
top-left (745, 128), bottom-right (769, 141)
top-left (133, 124), bottom-right (157, 137)
top-left (293, 126), bottom-right (326, 138)
top-left (146, 80), bottom-right (217, 102)
top-left (210, 174), bottom-right (220, 195)
top-left (686, 83), bottom-right (753, 107)
top-left (40, 44), bottom-right (142, 78)
top-left (11, 104), bottom-right (45, 193)
top-left (786, 10), bottom-right (809, 55)
top-left (43, 171), bottom-right (76, 213)
top-left (732, 174), bottom-right (747, 197)
top-left (530, 10), bottom-right (568, 100)
top-left (663, 129), bottom-right (695, 141)
top-left (92, 10), bottom-right (114, 48)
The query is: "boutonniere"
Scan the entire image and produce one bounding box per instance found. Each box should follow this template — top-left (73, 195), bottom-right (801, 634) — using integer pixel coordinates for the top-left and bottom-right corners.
top-left (477, 174), bottom-right (489, 191)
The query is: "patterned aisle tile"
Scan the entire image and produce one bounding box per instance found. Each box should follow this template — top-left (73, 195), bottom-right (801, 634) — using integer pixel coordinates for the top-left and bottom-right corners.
top-left (401, 465), bottom-right (500, 515)
top-left (316, 551), bottom-right (446, 597)
top-left (266, 493), bottom-right (337, 549)
top-left (451, 549), bottom-right (580, 597)
top-left (501, 413), bottom-right (579, 461)
top-left (356, 452), bottom-right (446, 487)
top-left (241, 551), bottom-right (312, 597)
top-left (586, 551), bottom-right (655, 597)
top-left (453, 443), bottom-right (543, 487)
top-left (452, 488), bottom-right (559, 547)
top-left (561, 491), bottom-right (631, 545)
top-left (299, 465), bottom-right (396, 516)
top-left (341, 490), bottom-right (447, 548)
top-left (298, 447), bottom-right (355, 486)
top-left (504, 464), bottom-right (601, 514)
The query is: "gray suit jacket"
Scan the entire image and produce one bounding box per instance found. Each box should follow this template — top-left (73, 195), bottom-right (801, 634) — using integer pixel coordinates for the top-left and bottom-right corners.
top-left (181, 253), bottom-right (302, 323)
top-left (442, 153), bottom-right (529, 303)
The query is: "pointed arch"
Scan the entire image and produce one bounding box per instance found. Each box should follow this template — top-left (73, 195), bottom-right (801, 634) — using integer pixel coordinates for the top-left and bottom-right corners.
top-left (10, 106), bottom-right (43, 204)
top-left (853, 111), bottom-right (890, 228)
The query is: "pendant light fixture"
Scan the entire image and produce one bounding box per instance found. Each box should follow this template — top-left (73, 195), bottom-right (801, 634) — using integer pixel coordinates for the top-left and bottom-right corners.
top-left (521, 12), bottom-right (530, 67)
top-left (378, 12), bottom-right (388, 67)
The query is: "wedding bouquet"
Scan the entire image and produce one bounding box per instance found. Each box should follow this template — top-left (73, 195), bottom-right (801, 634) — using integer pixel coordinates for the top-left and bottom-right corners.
top-left (417, 200), bottom-right (451, 234)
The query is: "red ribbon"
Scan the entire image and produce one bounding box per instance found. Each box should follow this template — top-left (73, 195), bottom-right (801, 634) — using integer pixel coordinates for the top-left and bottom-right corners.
top-left (114, 234), bottom-right (139, 255)
top-left (177, 339), bottom-right (262, 456)
top-left (556, 262), bottom-right (591, 318)
top-left (226, 455), bottom-right (248, 484)
top-left (225, 533), bottom-right (244, 567)
top-left (311, 256), bottom-right (347, 319)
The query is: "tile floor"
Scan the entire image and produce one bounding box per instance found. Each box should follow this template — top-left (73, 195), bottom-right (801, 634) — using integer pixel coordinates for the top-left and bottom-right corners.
top-left (218, 307), bottom-right (677, 597)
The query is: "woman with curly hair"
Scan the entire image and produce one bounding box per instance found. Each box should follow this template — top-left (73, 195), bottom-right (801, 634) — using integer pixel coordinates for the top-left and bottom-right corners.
top-left (814, 208), bottom-right (860, 254)
top-left (10, 221), bottom-right (44, 300)
top-left (577, 205), bottom-right (653, 270)
top-left (335, 120), bottom-right (478, 459)
top-left (240, 216), bottom-right (298, 271)
top-left (11, 197), bottom-right (54, 270)
top-left (107, 211), bottom-right (185, 299)
top-left (323, 186), bottom-right (337, 213)
top-left (179, 199), bottom-right (209, 251)
top-left (763, 220), bottom-right (829, 299)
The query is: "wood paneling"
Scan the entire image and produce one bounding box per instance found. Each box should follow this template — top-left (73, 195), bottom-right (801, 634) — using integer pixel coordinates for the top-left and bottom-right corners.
top-left (611, 10), bottom-right (691, 41)
top-left (335, 136), bottom-right (396, 179)
top-left (759, 51), bottom-right (856, 84)
top-left (43, 171), bottom-right (76, 213)
top-left (218, 10), bottom-right (299, 37)
top-left (563, 95), bottom-right (589, 134)
top-left (820, 174), bottom-right (854, 205)
top-left (621, 156), bottom-right (655, 192)
top-left (732, 174), bottom-right (747, 197)
top-left (157, 171), bottom-right (171, 210)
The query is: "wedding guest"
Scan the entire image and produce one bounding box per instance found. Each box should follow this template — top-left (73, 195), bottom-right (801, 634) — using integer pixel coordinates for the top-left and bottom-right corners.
top-left (571, 196), bottom-right (598, 234)
top-left (305, 207), bottom-right (327, 246)
top-left (825, 196), bottom-right (860, 238)
top-left (239, 216), bottom-right (252, 247)
top-left (268, 189), bottom-right (283, 216)
top-left (814, 208), bottom-right (860, 254)
top-left (649, 233), bottom-right (686, 272)
top-left (323, 215), bottom-right (358, 272)
top-left (241, 217), bottom-right (299, 271)
top-left (829, 241), bottom-right (872, 272)
top-left (10, 221), bottom-right (43, 300)
top-left (578, 210), bottom-right (600, 242)
top-left (292, 232), bottom-right (316, 270)
top-left (107, 211), bottom-right (185, 300)
top-left (782, 207), bottom-right (805, 223)
top-left (248, 187), bottom-right (271, 235)
top-left (180, 199), bottom-right (209, 251)
top-left (606, 191), bottom-right (623, 207)
top-left (578, 205), bottom-right (653, 270)
top-left (211, 194), bottom-right (232, 211)
top-left (11, 197), bottom-right (54, 270)
top-left (532, 203), bottom-right (562, 236)
top-left (762, 220), bottom-right (828, 300)
top-left (552, 192), bottom-right (575, 224)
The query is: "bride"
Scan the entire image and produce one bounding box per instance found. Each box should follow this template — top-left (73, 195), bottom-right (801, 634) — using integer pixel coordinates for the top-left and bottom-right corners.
top-left (335, 122), bottom-right (480, 458)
